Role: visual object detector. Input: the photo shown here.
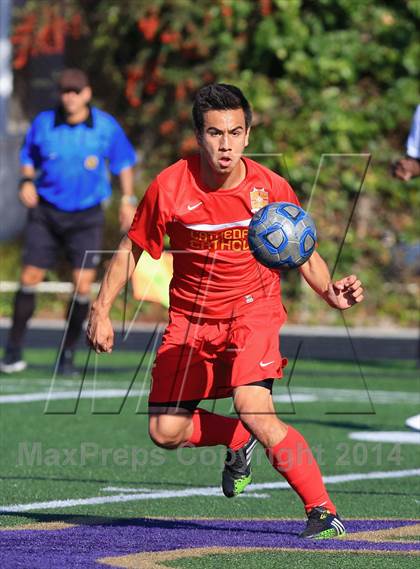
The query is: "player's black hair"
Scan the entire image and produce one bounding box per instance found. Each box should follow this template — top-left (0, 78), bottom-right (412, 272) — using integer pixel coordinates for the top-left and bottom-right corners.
top-left (192, 83), bottom-right (252, 135)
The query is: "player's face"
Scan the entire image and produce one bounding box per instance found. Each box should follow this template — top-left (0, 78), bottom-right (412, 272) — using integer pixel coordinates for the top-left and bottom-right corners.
top-left (60, 86), bottom-right (92, 116)
top-left (198, 109), bottom-right (250, 176)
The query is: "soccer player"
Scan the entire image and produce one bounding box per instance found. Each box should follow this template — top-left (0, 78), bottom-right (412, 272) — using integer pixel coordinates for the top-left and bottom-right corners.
top-left (392, 104), bottom-right (420, 180)
top-left (87, 84), bottom-right (364, 539)
top-left (0, 69), bottom-right (137, 375)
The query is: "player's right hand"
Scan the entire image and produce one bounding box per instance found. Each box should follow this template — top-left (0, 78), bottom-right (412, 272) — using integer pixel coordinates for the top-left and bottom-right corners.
top-left (391, 158), bottom-right (420, 181)
top-left (19, 181), bottom-right (39, 208)
top-left (86, 307), bottom-right (115, 353)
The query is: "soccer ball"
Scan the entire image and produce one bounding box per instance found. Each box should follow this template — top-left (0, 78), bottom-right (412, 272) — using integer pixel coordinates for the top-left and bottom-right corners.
top-left (248, 202), bottom-right (317, 270)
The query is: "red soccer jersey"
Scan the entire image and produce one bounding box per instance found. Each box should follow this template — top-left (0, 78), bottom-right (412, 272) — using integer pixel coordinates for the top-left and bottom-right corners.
top-left (128, 154), bottom-right (300, 318)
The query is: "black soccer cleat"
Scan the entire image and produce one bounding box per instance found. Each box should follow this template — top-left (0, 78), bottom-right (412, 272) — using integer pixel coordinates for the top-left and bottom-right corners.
top-left (222, 434), bottom-right (258, 498)
top-left (300, 506), bottom-right (346, 539)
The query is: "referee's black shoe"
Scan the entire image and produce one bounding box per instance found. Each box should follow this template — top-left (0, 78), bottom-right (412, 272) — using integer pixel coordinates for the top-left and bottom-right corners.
top-left (57, 349), bottom-right (79, 376)
top-left (222, 435), bottom-right (258, 497)
top-left (300, 506), bottom-right (346, 539)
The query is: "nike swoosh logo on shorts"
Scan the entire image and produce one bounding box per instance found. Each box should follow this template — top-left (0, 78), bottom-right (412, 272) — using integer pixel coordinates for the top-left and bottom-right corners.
top-left (187, 202), bottom-right (203, 211)
top-left (260, 360), bottom-right (275, 367)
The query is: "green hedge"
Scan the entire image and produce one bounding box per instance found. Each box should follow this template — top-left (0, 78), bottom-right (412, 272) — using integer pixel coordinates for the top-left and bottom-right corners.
top-left (7, 0), bottom-right (419, 325)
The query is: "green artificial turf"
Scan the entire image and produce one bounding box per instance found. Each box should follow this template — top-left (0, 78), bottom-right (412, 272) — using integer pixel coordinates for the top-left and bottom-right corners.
top-left (0, 349), bottom-right (419, 568)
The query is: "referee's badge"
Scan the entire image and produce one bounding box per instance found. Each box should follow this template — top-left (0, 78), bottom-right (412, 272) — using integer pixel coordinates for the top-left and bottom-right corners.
top-left (84, 155), bottom-right (99, 170)
top-left (250, 187), bottom-right (269, 213)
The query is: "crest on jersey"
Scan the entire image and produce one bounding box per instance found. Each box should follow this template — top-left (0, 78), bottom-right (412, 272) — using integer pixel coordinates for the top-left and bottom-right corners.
top-left (250, 187), bottom-right (269, 213)
top-left (84, 155), bottom-right (99, 170)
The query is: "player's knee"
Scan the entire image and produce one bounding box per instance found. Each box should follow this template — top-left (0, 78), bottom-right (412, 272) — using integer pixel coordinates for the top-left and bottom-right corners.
top-left (21, 266), bottom-right (45, 286)
top-left (76, 284), bottom-right (93, 296)
top-left (148, 418), bottom-right (187, 449)
top-left (74, 282), bottom-right (93, 296)
top-left (72, 269), bottom-right (96, 296)
top-left (149, 429), bottom-right (185, 449)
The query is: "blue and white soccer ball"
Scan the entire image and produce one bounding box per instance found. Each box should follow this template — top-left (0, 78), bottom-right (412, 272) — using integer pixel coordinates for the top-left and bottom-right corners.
top-left (248, 202), bottom-right (317, 270)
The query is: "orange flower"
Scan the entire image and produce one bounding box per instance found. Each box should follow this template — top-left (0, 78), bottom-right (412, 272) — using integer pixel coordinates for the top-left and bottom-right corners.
top-left (159, 120), bottom-right (176, 135)
top-left (68, 13), bottom-right (83, 40)
top-left (161, 30), bottom-right (180, 45)
top-left (259, 0), bottom-right (272, 17)
top-left (221, 5), bottom-right (233, 19)
top-left (138, 15), bottom-right (160, 41)
top-left (11, 13), bottom-right (36, 69)
top-left (144, 80), bottom-right (158, 95)
top-left (180, 135), bottom-right (198, 155)
top-left (129, 97), bottom-right (142, 108)
top-left (175, 83), bottom-right (186, 101)
top-left (125, 70), bottom-right (143, 107)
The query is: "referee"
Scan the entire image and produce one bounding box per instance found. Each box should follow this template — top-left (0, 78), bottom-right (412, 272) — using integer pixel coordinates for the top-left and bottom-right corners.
top-left (0, 68), bottom-right (137, 375)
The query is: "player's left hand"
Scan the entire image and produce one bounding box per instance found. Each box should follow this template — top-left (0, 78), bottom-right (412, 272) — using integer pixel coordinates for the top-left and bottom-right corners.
top-left (119, 203), bottom-right (136, 233)
top-left (324, 275), bottom-right (364, 310)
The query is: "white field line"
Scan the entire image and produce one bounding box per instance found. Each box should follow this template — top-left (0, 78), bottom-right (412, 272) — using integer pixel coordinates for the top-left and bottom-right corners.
top-left (1, 386), bottom-right (419, 405)
top-left (406, 414), bottom-right (420, 431)
top-left (101, 487), bottom-right (153, 493)
top-left (1, 469), bottom-right (419, 513)
top-left (0, 389), bottom-right (147, 404)
top-left (273, 387), bottom-right (420, 405)
top-left (349, 431), bottom-right (420, 445)
top-left (237, 493), bottom-right (270, 499)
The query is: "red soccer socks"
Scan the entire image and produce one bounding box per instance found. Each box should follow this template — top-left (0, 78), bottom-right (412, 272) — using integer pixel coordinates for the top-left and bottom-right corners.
top-left (187, 407), bottom-right (251, 450)
top-left (265, 425), bottom-right (336, 514)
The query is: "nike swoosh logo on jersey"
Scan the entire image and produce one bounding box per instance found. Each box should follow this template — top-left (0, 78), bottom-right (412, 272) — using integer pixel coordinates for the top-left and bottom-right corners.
top-left (259, 360), bottom-right (275, 367)
top-left (187, 202), bottom-right (203, 211)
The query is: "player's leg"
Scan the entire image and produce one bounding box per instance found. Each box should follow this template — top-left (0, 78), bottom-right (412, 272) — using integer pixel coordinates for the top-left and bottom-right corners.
top-left (1, 204), bottom-right (55, 373)
top-left (149, 404), bottom-right (255, 495)
top-left (149, 392), bottom-right (255, 497)
top-left (56, 267), bottom-right (96, 375)
top-left (0, 265), bottom-right (46, 373)
top-left (148, 311), bottom-right (254, 456)
top-left (149, 406), bottom-right (195, 449)
top-left (233, 384), bottom-right (345, 539)
top-left (59, 206), bottom-right (104, 374)
top-left (148, 402), bottom-right (251, 451)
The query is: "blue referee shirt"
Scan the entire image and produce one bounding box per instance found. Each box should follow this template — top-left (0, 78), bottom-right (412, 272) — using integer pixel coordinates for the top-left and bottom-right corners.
top-left (20, 106), bottom-right (137, 212)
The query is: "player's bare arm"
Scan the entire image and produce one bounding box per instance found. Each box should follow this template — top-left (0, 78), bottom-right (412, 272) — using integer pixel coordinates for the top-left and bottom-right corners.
top-left (299, 250), bottom-right (364, 310)
top-left (87, 236), bottom-right (142, 353)
top-left (19, 165), bottom-right (38, 208)
top-left (118, 166), bottom-right (137, 232)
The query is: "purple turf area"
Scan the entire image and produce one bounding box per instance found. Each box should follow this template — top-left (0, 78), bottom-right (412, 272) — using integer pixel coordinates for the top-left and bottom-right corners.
top-left (1, 518), bottom-right (419, 568)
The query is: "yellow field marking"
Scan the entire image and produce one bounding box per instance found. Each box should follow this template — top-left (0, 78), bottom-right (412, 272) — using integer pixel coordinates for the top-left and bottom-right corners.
top-left (98, 545), bottom-right (420, 568)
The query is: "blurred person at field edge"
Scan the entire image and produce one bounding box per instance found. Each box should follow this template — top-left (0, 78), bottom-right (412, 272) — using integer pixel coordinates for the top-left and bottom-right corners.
top-left (392, 104), bottom-right (420, 432)
top-left (0, 69), bottom-right (137, 376)
top-left (392, 104), bottom-right (420, 180)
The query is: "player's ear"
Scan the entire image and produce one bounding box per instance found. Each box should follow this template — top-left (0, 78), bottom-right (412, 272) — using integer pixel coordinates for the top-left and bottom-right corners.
top-left (194, 129), bottom-right (203, 145)
top-left (82, 86), bottom-right (92, 103)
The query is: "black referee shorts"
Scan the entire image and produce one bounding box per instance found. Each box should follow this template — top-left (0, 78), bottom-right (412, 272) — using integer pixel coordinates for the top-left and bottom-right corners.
top-left (23, 199), bottom-right (105, 270)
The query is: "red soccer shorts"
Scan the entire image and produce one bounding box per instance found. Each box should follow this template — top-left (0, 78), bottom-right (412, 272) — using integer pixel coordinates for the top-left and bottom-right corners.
top-left (149, 297), bottom-right (287, 406)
